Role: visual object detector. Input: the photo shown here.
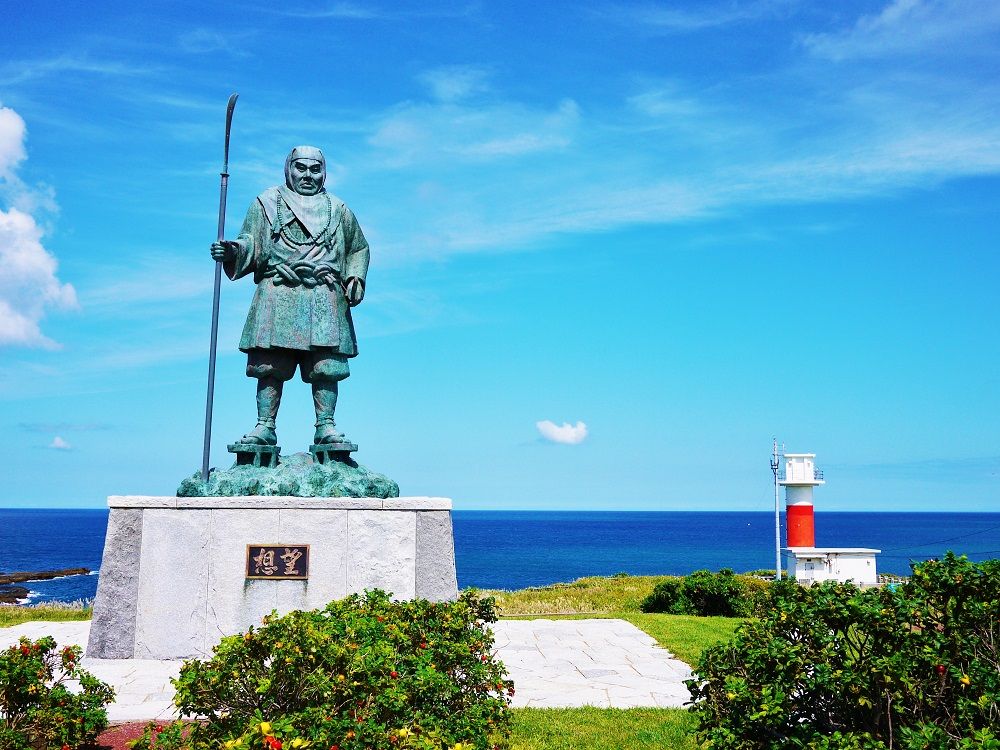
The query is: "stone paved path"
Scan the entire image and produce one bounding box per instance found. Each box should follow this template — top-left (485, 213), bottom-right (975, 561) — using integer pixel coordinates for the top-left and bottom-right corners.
top-left (0, 618), bottom-right (692, 721)
top-left (498, 619), bottom-right (692, 708)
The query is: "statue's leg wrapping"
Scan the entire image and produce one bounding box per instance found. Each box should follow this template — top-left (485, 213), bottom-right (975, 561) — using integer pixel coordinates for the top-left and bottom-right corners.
top-left (312, 382), bottom-right (341, 443)
top-left (239, 349), bottom-right (296, 445)
top-left (305, 351), bottom-right (350, 444)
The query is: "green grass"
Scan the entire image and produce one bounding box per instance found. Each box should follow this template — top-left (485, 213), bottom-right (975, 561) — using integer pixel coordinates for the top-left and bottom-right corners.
top-left (485, 575), bottom-right (676, 615)
top-left (0, 606), bottom-right (92, 628)
top-left (511, 707), bottom-right (697, 749)
top-left (619, 612), bottom-right (741, 666)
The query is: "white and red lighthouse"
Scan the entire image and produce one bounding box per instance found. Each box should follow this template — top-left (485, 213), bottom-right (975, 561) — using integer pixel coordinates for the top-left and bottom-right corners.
top-left (779, 453), bottom-right (824, 548)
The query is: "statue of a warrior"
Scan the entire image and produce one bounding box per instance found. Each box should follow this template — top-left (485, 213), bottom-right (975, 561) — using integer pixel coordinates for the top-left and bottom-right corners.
top-left (210, 146), bottom-right (368, 448)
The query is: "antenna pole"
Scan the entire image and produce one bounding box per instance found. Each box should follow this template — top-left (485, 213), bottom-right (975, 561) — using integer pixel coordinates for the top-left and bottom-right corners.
top-left (771, 438), bottom-right (782, 581)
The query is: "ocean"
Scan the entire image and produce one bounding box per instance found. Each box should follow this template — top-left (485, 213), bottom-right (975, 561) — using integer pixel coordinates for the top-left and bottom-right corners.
top-left (2, 509), bottom-right (1000, 604)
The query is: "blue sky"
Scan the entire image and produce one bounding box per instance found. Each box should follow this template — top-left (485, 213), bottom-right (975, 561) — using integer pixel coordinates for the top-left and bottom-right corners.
top-left (1, 0), bottom-right (998, 511)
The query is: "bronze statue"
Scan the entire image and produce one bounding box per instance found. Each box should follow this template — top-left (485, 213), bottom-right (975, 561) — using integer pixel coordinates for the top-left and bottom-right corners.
top-left (210, 146), bottom-right (369, 449)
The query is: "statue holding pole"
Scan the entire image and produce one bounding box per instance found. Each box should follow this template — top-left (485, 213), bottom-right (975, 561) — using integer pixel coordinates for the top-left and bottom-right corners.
top-left (210, 145), bottom-right (369, 467)
top-left (187, 97), bottom-right (394, 497)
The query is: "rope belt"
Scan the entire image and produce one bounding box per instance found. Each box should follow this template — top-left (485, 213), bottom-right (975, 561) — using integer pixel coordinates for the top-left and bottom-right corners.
top-left (264, 260), bottom-right (343, 289)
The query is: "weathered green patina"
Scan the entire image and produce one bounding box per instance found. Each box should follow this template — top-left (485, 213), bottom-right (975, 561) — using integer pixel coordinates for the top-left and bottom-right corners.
top-left (178, 452), bottom-right (399, 498)
top-left (210, 146), bottom-right (368, 449)
top-left (194, 145), bottom-right (397, 497)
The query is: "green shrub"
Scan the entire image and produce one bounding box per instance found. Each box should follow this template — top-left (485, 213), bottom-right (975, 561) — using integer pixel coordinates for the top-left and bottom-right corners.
top-left (687, 553), bottom-right (1000, 749)
top-left (681, 569), bottom-right (746, 617)
top-left (640, 570), bottom-right (770, 617)
top-left (737, 575), bottom-right (773, 617)
top-left (638, 578), bottom-right (684, 614)
top-left (0, 636), bottom-right (114, 750)
top-left (155, 590), bottom-right (512, 750)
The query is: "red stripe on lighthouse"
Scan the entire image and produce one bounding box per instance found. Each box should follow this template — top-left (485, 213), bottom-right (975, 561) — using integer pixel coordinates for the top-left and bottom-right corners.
top-left (786, 504), bottom-right (815, 547)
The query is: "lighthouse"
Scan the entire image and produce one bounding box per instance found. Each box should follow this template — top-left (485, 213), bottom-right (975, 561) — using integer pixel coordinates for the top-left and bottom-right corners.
top-left (777, 449), bottom-right (881, 585)
top-left (779, 453), bottom-right (823, 548)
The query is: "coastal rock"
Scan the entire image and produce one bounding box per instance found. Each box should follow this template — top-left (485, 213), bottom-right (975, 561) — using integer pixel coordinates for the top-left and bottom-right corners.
top-left (0, 568), bottom-right (91, 605)
top-left (0, 585), bottom-right (29, 605)
top-left (177, 451), bottom-right (399, 498)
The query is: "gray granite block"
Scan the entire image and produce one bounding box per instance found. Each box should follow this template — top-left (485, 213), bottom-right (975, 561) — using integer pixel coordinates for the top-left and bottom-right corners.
top-left (415, 511), bottom-right (458, 601)
top-left (89, 497), bottom-right (456, 659)
top-left (133, 509), bottom-right (211, 659)
top-left (205, 509), bottom-right (280, 644)
top-left (87, 508), bottom-right (143, 658)
top-left (382, 497), bottom-right (452, 511)
top-left (347, 510), bottom-right (416, 599)
top-left (276, 509), bottom-right (349, 611)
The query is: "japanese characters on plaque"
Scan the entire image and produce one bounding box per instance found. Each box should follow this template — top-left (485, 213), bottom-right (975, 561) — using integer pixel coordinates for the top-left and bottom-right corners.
top-left (246, 544), bottom-right (309, 579)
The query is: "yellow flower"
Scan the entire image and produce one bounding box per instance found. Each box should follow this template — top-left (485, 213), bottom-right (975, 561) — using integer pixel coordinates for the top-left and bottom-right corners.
top-left (397, 728), bottom-right (411, 738)
top-left (259, 722), bottom-right (273, 735)
top-left (960, 674), bottom-right (971, 686)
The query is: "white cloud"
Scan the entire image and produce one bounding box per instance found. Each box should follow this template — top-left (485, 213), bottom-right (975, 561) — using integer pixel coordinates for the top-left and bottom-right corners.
top-left (366, 97), bottom-right (580, 168)
top-left (0, 105), bottom-right (77, 348)
top-left (346, 31), bottom-right (1000, 262)
top-left (802, 0), bottom-right (1000, 60)
top-left (0, 56), bottom-right (154, 87)
top-left (177, 28), bottom-right (253, 56)
top-left (49, 435), bottom-right (71, 450)
top-left (0, 107), bottom-right (26, 178)
top-left (419, 66), bottom-right (491, 102)
top-left (608, 0), bottom-right (794, 32)
top-left (536, 420), bottom-right (589, 445)
top-left (274, 2), bottom-right (477, 20)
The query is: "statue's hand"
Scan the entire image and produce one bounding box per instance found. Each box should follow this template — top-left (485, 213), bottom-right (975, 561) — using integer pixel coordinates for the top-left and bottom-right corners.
top-left (210, 240), bottom-right (239, 262)
top-left (345, 277), bottom-right (365, 307)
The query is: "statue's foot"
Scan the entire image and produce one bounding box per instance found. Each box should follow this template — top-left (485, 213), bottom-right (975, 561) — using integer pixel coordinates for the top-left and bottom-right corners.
top-left (235, 422), bottom-right (277, 446)
top-left (314, 421), bottom-right (348, 445)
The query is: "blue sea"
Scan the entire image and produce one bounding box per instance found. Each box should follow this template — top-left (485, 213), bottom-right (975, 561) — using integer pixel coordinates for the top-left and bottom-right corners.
top-left (2, 509), bottom-right (1000, 603)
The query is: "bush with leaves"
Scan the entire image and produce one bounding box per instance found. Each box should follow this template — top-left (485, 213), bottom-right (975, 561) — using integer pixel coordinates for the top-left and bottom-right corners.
top-left (687, 553), bottom-right (1000, 749)
top-left (640, 569), bottom-right (770, 617)
top-left (638, 577), bottom-right (684, 614)
top-left (0, 636), bottom-right (114, 750)
top-left (139, 590), bottom-right (512, 750)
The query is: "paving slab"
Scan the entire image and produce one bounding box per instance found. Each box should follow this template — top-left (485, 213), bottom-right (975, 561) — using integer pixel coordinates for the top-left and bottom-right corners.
top-left (0, 617), bottom-right (693, 720)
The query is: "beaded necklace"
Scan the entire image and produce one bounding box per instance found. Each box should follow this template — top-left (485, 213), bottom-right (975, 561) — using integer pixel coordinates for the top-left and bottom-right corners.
top-left (275, 192), bottom-right (333, 248)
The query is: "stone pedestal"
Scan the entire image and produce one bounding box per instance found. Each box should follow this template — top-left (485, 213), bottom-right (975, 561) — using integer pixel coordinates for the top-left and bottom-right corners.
top-left (87, 496), bottom-right (457, 660)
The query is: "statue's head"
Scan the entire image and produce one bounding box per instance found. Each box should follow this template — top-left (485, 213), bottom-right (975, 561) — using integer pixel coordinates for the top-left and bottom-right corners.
top-left (284, 145), bottom-right (326, 196)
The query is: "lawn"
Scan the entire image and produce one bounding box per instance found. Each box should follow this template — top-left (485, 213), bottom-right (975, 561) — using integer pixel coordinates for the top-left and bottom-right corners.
top-left (0, 605), bottom-right (92, 628)
top-left (485, 574), bottom-right (677, 615)
top-left (511, 707), bottom-right (697, 749)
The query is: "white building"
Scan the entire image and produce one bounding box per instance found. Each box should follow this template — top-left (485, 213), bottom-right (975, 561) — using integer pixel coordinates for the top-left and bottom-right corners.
top-left (786, 547), bottom-right (881, 586)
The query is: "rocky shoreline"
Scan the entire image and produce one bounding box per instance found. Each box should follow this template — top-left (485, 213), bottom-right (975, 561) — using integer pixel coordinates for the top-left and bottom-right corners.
top-left (0, 568), bottom-right (90, 605)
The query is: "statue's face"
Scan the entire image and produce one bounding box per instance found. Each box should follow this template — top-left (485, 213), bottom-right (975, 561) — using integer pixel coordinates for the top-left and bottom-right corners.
top-left (289, 158), bottom-right (324, 195)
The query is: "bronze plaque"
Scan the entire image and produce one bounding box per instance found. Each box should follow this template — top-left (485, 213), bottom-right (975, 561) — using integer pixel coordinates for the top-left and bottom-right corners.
top-left (246, 544), bottom-right (309, 580)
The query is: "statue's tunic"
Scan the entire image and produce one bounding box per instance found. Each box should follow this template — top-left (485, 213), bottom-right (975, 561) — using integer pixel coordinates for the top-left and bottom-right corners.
top-left (223, 188), bottom-right (370, 355)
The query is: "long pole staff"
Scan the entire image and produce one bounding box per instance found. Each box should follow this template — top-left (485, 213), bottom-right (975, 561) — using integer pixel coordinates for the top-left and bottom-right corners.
top-left (201, 93), bottom-right (239, 482)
